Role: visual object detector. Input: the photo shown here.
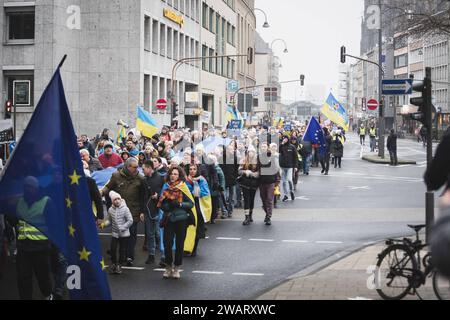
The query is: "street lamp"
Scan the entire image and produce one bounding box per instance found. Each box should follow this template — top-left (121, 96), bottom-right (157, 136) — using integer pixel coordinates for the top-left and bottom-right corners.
top-left (269, 39), bottom-right (289, 120)
top-left (242, 8), bottom-right (270, 126)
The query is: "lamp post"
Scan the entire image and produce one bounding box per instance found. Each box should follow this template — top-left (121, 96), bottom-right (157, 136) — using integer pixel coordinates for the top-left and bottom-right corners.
top-left (243, 8), bottom-right (269, 126)
top-left (269, 39), bottom-right (288, 121)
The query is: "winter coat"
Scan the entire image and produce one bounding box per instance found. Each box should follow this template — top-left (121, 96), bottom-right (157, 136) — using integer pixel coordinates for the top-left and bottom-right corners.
top-left (103, 168), bottom-right (145, 222)
top-left (220, 151), bottom-right (239, 187)
top-left (143, 171), bottom-right (165, 219)
top-left (279, 143), bottom-right (299, 169)
top-left (88, 157), bottom-right (103, 172)
top-left (103, 200), bottom-right (133, 238)
top-left (161, 193), bottom-right (194, 223)
top-left (87, 176), bottom-right (104, 220)
top-left (238, 161), bottom-right (260, 190)
top-left (214, 165), bottom-right (226, 196)
top-left (259, 152), bottom-right (280, 185)
top-left (98, 152), bottom-right (123, 169)
top-left (200, 164), bottom-right (219, 194)
top-left (332, 136), bottom-right (344, 158)
top-left (387, 133), bottom-right (398, 152)
top-left (425, 128), bottom-right (450, 191)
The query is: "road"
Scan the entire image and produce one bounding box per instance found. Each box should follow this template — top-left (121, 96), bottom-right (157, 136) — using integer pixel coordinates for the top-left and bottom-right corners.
top-left (104, 133), bottom-right (433, 300)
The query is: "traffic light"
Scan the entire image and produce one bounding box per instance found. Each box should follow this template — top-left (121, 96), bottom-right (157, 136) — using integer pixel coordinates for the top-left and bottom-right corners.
top-left (409, 69), bottom-right (434, 129)
top-left (4, 100), bottom-right (12, 119)
top-left (247, 47), bottom-right (254, 65)
top-left (340, 46), bottom-right (346, 64)
top-left (300, 74), bottom-right (305, 86)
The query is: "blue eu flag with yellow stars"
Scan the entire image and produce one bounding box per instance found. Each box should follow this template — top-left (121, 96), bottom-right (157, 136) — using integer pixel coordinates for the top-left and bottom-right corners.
top-left (0, 62), bottom-right (111, 300)
top-left (302, 116), bottom-right (327, 156)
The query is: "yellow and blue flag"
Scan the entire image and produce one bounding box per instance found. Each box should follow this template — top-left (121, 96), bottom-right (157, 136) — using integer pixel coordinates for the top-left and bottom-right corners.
top-left (0, 67), bottom-right (111, 299)
top-left (226, 105), bottom-right (243, 128)
top-left (136, 106), bottom-right (159, 138)
top-left (186, 177), bottom-right (212, 223)
top-left (320, 93), bottom-right (349, 131)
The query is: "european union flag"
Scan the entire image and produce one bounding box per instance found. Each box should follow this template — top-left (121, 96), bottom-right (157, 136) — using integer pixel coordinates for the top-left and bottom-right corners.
top-left (303, 117), bottom-right (327, 156)
top-left (0, 64), bottom-right (111, 300)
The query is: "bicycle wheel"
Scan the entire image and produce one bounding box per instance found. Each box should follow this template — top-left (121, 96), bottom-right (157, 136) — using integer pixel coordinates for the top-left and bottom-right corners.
top-left (376, 244), bottom-right (418, 300)
top-left (432, 270), bottom-right (450, 300)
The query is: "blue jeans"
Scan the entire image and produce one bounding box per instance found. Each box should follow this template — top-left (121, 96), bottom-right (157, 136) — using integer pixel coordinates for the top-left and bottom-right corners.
top-left (302, 154), bottom-right (312, 174)
top-left (225, 186), bottom-right (235, 214)
top-left (281, 168), bottom-right (294, 196)
top-left (145, 214), bottom-right (159, 256)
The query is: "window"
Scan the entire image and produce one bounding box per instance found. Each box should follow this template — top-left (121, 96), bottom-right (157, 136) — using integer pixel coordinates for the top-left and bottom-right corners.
top-left (180, 33), bottom-right (185, 59)
top-left (202, 45), bottom-right (208, 71)
top-left (209, 8), bottom-right (215, 32)
top-left (152, 20), bottom-right (158, 54)
top-left (6, 7), bottom-right (35, 42)
top-left (394, 54), bottom-right (408, 68)
top-left (5, 72), bottom-right (34, 107)
top-left (202, 3), bottom-right (208, 29)
top-left (190, 38), bottom-right (195, 65)
top-left (180, 0), bottom-right (185, 13)
top-left (160, 24), bottom-right (166, 56)
top-left (185, 35), bottom-right (190, 59)
top-left (195, 41), bottom-right (199, 68)
top-left (394, 35), bottom-right (408, 50)
top-left (144, 16), bottom-right (151, 52)
top-left (173, 31), bottom-right (179, 60)
top-left (167, 27), bottom-right (173, 59)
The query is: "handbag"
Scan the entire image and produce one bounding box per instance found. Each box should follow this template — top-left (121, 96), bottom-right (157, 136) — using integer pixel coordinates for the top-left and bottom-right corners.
top-left (237, 174), bottom-right (259, 189)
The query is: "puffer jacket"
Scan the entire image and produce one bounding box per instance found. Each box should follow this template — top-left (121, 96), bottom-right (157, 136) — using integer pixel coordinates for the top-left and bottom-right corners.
top-left (103, 168), bottom-right (145, 222)
top-left (103, 200), bottom-right (133, 238)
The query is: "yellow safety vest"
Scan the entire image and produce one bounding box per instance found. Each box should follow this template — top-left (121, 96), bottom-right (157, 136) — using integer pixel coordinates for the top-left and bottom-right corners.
top-left (17, 197), bottom-right (49, 241)
top-left (370, 128), bottom-right (376, 137)
top-left (359, 128), bottom-right (366, 135)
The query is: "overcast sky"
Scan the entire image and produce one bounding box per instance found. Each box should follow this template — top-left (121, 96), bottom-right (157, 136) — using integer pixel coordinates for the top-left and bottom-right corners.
top-left (256, 0), bottom-right (364, 104)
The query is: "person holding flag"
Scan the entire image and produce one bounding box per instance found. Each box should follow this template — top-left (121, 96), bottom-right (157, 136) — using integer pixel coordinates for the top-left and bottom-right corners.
top-left (0, 56), bottom-right (111, 300)
top-left (302, 117), bottom-right (330, 175)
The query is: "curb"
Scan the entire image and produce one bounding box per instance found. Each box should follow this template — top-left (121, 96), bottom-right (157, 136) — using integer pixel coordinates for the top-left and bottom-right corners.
top-left (253, 241), bottom-right (381, 300)
top-left (362, 155), bottom-right (417, 165)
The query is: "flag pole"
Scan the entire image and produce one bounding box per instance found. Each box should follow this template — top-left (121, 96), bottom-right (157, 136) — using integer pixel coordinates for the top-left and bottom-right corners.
top-left (58, 55), bottom-right (68, 69)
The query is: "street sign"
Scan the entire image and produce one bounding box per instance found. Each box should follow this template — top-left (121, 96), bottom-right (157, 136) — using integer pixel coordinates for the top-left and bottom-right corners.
top-left (382, 79), bottom-right (413, 95)
top-left (367, 99), bottom-right (378, 111)
top-left (227, 80), bottom-right (239, 92)
top-left (229, 120), bottom-right (242, 129)
top-left (156, 98), bottom-right (167, 110)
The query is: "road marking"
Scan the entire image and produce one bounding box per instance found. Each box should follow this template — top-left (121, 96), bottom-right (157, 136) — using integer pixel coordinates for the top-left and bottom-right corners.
top-left (282, 240), bottom-right (309, 243)
top-left (193, 271), bottom-right (224, 275)
top-left (249, 238), bottom-right (275, 242)
top-left (122, 266), bottom-right (146, 271)
top-left (295, 196), bottom-right (310, 201)
top-left (153, 268), bottom-right (184, 272)
top-left (232, 272), bottom-right (264, 276)
top-left (347, 186), bottom-right (370, 190)
top-left (99, 232), bottom-right (145, 238)
top-left (217, 237), bottom-right (241, 241)
top-left (315, 241), bottom-right (343, 244)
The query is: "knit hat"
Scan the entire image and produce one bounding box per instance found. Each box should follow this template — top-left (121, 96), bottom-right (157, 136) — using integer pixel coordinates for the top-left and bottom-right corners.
top-left (109, 191), bottom-right (122, 202)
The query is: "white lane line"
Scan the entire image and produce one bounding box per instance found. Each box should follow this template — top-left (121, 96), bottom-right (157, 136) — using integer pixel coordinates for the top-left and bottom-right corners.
top-left (153, 268), bottom-right (184, 272)
top-left (122, 266), bottom-right (146, 271)
top-left (249, 239), bottom-right (275, 242)
top-left (315, 241), bottom-right (343, 244)
top-left (99, 233), bottom-right (145, 238)
top-left (232, 272), bottom-right (264, 276)
top-left (217, 237), bottom-right (241, 241)
top-left (282, 240), bottom-right (309, 243)
top-left (192, 271), bottom-right (224, 275)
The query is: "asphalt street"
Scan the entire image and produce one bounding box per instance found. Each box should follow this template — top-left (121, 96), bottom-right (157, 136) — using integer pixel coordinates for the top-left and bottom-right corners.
top-left (104, 133), bottom-right (434, 300)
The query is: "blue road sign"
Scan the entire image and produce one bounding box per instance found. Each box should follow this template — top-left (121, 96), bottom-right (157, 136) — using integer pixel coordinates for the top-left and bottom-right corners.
top-left (227, 80), bottom-right (239, 92)
top-left (382, 79), bottom-right (413, 95)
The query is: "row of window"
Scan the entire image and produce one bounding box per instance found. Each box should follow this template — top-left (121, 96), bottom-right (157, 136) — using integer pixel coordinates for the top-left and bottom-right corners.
top-left (201, 45), bottom-right (235, 79)
top-left (425, 41), bottom-right (449, 67)
top-left (432, 65), bottom-right (449, 82)
top-left (202, 3), bottom-right (236, 47)
top-left (143, 75), bottom-right (188, 112)
top-left (162, 0), bottom-right (200, 22)
top-left (144, 16), bottom-right (200, 67)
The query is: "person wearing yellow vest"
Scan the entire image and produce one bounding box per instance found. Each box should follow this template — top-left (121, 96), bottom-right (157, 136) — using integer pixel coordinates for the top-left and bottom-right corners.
top-left (369, 125), bottom-right (378, 152)
top-left (15, 176), bottom-right (53, 300)
top-left (359, 124), bottom-right (366, 146)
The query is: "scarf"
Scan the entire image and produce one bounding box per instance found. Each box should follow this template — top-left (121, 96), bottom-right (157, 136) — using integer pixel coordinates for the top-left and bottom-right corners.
top-left (157, 181), bottom-right (184, 208)
top-left (187, 176), bottom-right (201, 198)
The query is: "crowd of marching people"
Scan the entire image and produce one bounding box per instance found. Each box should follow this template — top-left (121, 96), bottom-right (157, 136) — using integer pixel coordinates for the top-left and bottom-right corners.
top-left (0, 120), bottom-right (349, 298)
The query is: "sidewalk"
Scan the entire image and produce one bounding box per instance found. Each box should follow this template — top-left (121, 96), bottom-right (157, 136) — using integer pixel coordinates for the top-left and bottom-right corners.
top-left (257, 240), bottom-right (438, 300)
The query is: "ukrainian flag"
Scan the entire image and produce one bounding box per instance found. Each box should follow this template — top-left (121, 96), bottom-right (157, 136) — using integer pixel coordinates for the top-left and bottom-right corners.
top-left (186, 177), bottom-right (212, 223)
top-left (226, 105), bottom-right (243, 124)
top-left (320, 93), bottom-right (349, 131)
top-left (136, 106), bottom-right (159, 138)
top-left (273, 117), bottom-right (284, 128)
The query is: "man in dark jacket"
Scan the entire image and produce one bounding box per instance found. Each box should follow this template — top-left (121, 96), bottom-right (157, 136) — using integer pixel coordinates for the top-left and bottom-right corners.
top-left (425, 127), bottom-right (450, 191)
top-left (80, 134), bottom-right (95, 157)
top-left (320, 127), bottom-right (332, 175)
top-left (259, 143), bottom-right (280, 225)
top-left (299, 139), bottom-right (312, 175)
top-left (142, 160), bottom-right (165, 265)
top-left (387, 129), bottom-right (398, 166)
top-left (279, 135), bottom-right (298, 201)
top-left (220, 144), bottom-right (239, 217)
top-left (102, 158), bottom-right (145, 266)
top-left (80, 149), bottom-right (103, 173)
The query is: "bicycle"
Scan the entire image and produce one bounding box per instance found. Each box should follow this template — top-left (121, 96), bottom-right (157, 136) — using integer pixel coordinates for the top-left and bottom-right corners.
top-left (375, 224), bottom-right (450, 300)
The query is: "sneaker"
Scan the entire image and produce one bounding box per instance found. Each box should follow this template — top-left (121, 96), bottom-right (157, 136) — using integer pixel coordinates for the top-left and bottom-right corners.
top-left (145, 255), bottom-right (155, 265)
top-left (290, 192), bottom-right (295, 201)
top-left (221, 214), bottom-right (228, 219)
top-left (45, 294), bottom-right (54, 301)
top-left (109, 264), bottom-right (117, 274)
top-left (115, 264), bottom-right (123, 274)
top-left (172, 266), bottom-right (181, 279)
top-left (163, 266), bottom-right (173, 279)
top-left (126, 258), bottom-right (133, 267)
top-left (282, 195), bottom-right (289, 202)
top-left (265, 218), bottom-right (272, 226)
